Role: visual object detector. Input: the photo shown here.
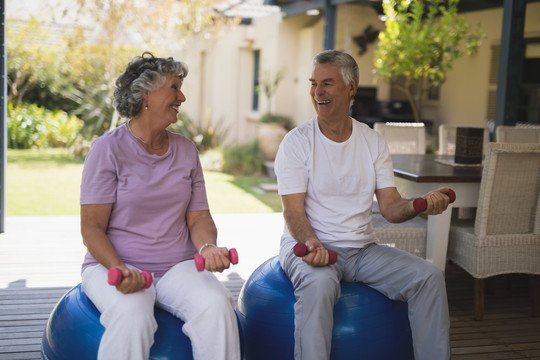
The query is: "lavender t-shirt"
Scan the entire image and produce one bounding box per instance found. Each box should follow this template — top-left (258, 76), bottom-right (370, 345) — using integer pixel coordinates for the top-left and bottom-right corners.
top-left (80, 124), bottom-right (209, 277)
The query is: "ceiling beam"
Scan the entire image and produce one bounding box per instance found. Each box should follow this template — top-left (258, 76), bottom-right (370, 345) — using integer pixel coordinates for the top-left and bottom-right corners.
top-left (267, 0), bottom-right (540, 17)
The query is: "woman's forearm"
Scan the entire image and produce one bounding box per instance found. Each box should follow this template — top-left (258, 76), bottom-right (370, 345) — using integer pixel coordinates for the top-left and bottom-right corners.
top-left (187, 210), bottom-right (218, 252)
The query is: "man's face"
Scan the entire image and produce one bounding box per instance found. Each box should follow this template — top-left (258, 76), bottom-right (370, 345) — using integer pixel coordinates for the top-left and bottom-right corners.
top-left (309, 63), bottom-right (356, 122)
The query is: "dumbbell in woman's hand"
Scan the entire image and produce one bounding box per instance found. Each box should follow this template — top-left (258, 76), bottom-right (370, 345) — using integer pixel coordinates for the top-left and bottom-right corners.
top-left (413, 189), bottom-right (456, 212)
top-left (107, 267), bottom-right (153, 289)
top-left (194, 248), bottom-right (239, 272)
top-left (293, 242), bottom-right (338, 265)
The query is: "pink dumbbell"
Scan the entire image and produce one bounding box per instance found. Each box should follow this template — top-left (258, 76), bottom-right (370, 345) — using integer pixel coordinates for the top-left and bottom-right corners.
top-left (107, 267), bottom-right (153, 289)
top-left (293, 242), bottom-right (338, 265)
top-left (413, 189), bottom-right (456, 212)
top-left (194, 248), bottom-right (239, 272)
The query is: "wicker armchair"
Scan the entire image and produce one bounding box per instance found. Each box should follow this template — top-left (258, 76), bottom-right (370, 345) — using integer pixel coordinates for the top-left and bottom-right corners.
top-left (495, 126), bottom-right (540, 143)
top-left (447, 143), bottom-right (540, 320)
top-left (374, 122), bottom-right (426, 154)
top-left (373, 213), bottom-right (427, 258)
top-left (372, 122), bottom-right (426, 213)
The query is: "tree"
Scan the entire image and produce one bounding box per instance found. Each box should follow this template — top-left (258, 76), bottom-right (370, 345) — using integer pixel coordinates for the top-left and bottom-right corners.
top-left (57, 0), bottom-right (238, 137)
top-left (7, 18), bottom-right (61, 106)
top-left (374, 0), bottom-right (484, 123)
top-left (7, 0), bottom-right (240, 139)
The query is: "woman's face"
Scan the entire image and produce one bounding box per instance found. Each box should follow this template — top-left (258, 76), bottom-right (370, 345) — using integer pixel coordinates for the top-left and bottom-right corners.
top-left (146, 74), bottom-right (186, 126)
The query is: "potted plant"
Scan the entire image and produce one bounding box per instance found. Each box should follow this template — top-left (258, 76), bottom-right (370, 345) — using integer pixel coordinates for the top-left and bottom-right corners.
top-left (256, 68), bottom-right (294, 161)
top-left (257, 112), bottom-right (294, 161)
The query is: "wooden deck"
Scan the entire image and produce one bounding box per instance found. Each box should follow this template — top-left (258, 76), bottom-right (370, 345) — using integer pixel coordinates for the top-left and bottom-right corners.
top-left (1, 215), bottom-right (539, 359)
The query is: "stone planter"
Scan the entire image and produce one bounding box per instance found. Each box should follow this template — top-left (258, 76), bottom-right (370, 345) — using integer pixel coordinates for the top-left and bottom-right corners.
top-left (257, 123), bottom-right (288, 161)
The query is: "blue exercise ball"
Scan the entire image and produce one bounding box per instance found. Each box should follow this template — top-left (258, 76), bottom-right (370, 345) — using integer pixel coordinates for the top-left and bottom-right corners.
top-left (236, 256), bottom-right (414, 360)
top-left (41, 284), bottom-right (193, 360)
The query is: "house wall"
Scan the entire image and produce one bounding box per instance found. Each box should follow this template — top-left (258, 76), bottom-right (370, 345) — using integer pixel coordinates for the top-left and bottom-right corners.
top-left (179, 24), bottom-right (262, 145)
top-left (275, 14), bottom-right (324, 125)
top-left (429, 7), bottom-right (501, 129)
top-left (440, 3), bottom-right (540, 129)
top-left (178, 2), bottom-right (540, 146)
top-left (334, 4), bottom-right (387, 94)
top-left (179, 12), bottom-right (315, 145)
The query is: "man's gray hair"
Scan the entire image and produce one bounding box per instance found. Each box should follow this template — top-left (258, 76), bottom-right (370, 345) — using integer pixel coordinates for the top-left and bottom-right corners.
top-left (313, 50), bottom-right (359, 86)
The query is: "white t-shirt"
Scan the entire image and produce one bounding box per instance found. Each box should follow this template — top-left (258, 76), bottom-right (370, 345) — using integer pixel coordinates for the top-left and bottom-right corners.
top-left (274, 117), bottom-right (395, 249)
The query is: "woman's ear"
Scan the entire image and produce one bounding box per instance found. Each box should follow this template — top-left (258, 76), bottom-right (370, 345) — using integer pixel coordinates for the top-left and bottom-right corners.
top-left (143, 92), bottom-right (149, 109)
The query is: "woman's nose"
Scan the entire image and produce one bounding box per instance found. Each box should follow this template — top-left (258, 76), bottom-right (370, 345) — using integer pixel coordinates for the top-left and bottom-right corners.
top-left (178, 90), bottom-right (186, 102)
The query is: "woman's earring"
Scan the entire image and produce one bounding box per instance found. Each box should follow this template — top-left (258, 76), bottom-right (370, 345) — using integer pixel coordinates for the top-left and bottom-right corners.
top-left (145, 104), bottom-right (149, 110)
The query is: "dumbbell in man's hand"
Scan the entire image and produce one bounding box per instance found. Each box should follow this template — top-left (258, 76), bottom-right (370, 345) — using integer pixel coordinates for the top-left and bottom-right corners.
top-left (293, 242), bottom-right (338, 265)
top-left (413, 189), bottom-right (456, 212)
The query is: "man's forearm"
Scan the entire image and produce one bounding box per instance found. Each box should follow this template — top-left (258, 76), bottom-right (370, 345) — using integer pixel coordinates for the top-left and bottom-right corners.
top-left (380, 198), bottom-right (418, 223)
top-left (283, 210), bottom-right (320, 245)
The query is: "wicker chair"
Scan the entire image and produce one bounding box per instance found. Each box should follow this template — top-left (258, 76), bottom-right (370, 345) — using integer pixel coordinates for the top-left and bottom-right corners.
top-left (447, 143), bottom-right (540, 320)
top-left (372, 122), bottom-right (426, 213)
top-left (374, 122), bottom-right (426, 154)
top-left (373, 213), bottom-right (427, 258)
top-left (495, 126), bottom-right (540, 143)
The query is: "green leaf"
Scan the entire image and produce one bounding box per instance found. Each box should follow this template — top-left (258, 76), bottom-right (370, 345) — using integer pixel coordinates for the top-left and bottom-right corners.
top-left (373, 0), bottom-right (485, 122)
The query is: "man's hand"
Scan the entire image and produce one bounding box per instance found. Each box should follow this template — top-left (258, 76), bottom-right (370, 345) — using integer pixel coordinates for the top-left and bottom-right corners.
top-left (301, 240), bottom-right (332, 267)
top-left (415, 187), bottom-right (455, 215)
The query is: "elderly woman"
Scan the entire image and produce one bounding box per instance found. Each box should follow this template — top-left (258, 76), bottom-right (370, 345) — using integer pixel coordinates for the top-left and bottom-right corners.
top-left (80, 52), bottom-right (240, 360)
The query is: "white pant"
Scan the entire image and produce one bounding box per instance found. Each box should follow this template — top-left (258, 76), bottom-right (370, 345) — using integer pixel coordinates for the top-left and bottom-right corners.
top-left (82, 260), bottom-right (241, 360)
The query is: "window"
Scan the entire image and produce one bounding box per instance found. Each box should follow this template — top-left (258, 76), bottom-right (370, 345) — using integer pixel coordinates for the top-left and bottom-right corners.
top-left (252, 50), bottom-right (260, 111)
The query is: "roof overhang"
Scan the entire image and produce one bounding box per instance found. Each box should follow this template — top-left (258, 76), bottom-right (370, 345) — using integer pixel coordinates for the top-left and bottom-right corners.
top-left (265, 0), bottom-right (540, 17)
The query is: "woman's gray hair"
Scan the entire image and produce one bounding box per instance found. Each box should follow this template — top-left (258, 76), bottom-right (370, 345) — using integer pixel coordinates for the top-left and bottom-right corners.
top-left (114, 52), bottom-right (188, 118)
top-left (313, 50), bottom-right (359, 87)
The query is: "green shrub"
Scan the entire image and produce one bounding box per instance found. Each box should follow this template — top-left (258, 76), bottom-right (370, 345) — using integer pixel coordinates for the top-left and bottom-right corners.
top-left (41, 110), bottom-right (84, 148)
top-left (7, 102), bottom-right (44, 149)
top-left (8, 102), bottom-right (83, 149)
top-left (222, 141), bottom-right (265, 176)
top-left (169, 111), bottom-right (228, 152)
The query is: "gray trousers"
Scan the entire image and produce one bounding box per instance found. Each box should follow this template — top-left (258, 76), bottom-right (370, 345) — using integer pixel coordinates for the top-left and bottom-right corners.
top-left (279, 242), bottom-right (451, 360)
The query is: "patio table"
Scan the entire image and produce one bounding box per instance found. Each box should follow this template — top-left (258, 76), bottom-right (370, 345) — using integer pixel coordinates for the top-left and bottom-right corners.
top-left (392, 154), bottom-right (483, 270)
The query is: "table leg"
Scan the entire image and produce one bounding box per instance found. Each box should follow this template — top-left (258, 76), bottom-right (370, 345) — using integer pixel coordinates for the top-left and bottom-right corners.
top-left (425, 207), bottom-right (452, 271)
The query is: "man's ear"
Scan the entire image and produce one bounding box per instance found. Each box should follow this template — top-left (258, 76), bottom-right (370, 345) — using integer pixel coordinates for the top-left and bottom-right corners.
top-left (349, 79), bottom-right (359, 97)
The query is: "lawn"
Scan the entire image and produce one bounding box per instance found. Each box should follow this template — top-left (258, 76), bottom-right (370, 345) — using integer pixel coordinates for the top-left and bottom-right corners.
top-left (6, 149), bottom-right (282, 216)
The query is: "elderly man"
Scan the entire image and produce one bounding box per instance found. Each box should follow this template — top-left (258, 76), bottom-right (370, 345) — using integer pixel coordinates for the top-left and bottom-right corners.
top-left (274, 50), bottom-right (452, 360)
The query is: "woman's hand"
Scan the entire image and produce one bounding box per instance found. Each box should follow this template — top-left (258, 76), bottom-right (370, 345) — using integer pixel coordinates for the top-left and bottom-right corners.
top-left (199, 246), bottom-right (232, 273)
top-left (113, 266), bottom-right (150, 294)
